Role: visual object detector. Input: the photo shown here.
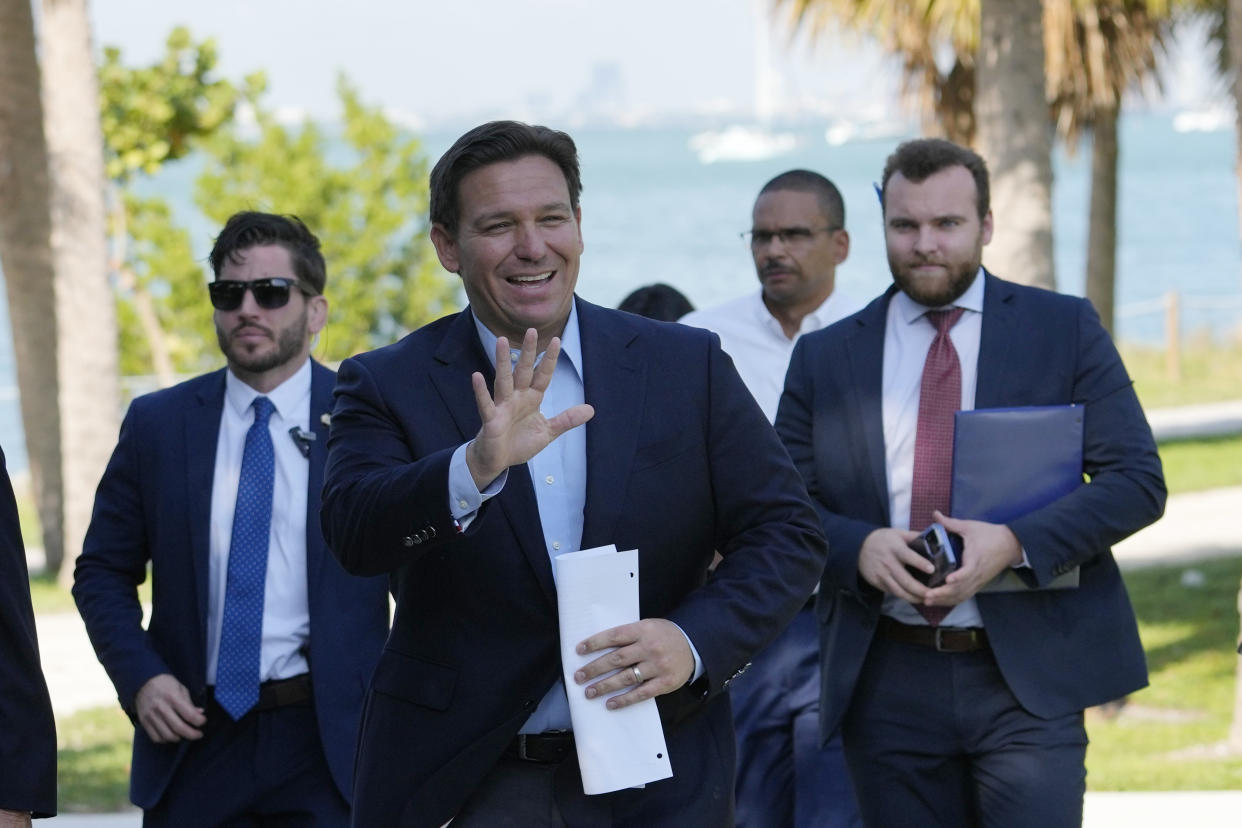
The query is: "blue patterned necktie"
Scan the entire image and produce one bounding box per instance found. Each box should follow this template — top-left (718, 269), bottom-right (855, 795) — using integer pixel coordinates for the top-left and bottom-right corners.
top-left (216, 396), bottom-right (275, 720)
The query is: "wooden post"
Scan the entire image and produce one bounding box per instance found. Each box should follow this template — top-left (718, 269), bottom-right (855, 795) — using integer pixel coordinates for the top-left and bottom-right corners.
top-left (1165, 290), bottom-right (1181, 383)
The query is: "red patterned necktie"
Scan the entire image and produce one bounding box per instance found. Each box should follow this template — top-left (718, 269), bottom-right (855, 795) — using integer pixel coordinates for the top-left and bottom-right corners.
top-left (909, 307), bottom-right (965, 626)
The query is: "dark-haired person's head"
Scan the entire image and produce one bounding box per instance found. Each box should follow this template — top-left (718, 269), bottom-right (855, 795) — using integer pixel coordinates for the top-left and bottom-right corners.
top-left (428, 122), bottom-right (585, 353)
top-left (879, 139), bottom-right (993, 307)
top-left (209, 211), bottom-right (326, 295)
top-left (208, 211), bottom-right (328, 391)
top-left (429, 121), bottom-right (582, 235)
top-left (618, 284), bottom-right (695, 322)
top-left (880, 138), bottom-right (990, 220)
top-left (748, 169), bottom-right (849, 321)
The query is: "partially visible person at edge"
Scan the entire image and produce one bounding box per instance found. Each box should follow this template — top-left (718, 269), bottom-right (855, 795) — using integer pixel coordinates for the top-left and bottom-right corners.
top-left (682, 168), bottom-right (864, 828)
top-left (0, 445), bottom-right (57, 826)
top-left (617, 283), bottom-right (695, 322)
top-left (73, 212), bottom-right (389, 826)
top-left (320, 120), bottom-right (827, 827)
top-left (776, 137), bottom-right (1166, 827)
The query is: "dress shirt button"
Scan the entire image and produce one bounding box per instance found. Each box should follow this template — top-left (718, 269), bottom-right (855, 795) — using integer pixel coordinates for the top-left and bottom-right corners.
top-left (545, 475), bottom-right (554, 485)
top-left (458, 499), bottom-right (468, 509)
top-left (552, 541), bottom-right (561, 550)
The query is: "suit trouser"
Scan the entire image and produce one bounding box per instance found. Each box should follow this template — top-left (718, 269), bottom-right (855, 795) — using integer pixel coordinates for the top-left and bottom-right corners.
top-left (143, 696), bottom-right (348, 827)
top-left (841, 633), bottom-right (1087, 828)
top-left (731, 604), bottom-right (861, 828)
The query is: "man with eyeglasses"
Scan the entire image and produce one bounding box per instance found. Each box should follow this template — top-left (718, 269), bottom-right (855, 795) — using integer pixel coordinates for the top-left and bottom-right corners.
top-left (74, 211), bottom-right (389, 826)
top-left (681, 170), bottom-right (863, 827)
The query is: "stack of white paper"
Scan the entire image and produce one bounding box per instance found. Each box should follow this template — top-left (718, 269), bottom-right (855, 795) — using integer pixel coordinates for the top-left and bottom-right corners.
top-left (556, 544), bottom-right (673, 794)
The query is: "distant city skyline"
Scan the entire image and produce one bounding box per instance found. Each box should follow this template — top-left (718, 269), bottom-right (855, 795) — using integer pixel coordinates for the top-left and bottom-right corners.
top-left (86, 1), bottom-right (1224, 131)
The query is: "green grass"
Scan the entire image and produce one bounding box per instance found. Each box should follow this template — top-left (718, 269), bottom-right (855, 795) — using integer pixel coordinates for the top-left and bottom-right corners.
top-left (1122, 340), bottom-right (1242, 409)
top-left (57, 705), bottom-right (135, 813)
top-left (1087, 556), bottom-right (1242, 790)
top-left (1158, 435), bottom-right (1242, 495)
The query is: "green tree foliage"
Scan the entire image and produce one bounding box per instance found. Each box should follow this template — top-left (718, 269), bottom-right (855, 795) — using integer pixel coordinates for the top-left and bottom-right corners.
top-left (195, 75), bottom-right (456, 363)
top-left (101, 27), bottom-right (253, 381)
top-left (99, 26), bottom-right (260, 182)
top-left (102, 28), bottom-right (454, 376)
top-left (114, 194), bottom-right (216, 375)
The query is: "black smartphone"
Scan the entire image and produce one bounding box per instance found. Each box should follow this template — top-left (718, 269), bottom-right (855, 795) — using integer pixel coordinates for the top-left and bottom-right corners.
top-left (907, 523), bottom-right (962, 588)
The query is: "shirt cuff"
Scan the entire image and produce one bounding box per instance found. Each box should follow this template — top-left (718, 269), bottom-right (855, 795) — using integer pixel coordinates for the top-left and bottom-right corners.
top-left (670, 621), bottom-right (704, 684)
top-left (449, 442), bottom-right (506, 531)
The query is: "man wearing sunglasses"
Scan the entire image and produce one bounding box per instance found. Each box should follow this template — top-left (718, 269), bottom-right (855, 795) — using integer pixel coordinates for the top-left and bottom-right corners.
top-left (681, 170), bottom-right (863, 828)
top-left (74, 211), bottom-right (389, 826)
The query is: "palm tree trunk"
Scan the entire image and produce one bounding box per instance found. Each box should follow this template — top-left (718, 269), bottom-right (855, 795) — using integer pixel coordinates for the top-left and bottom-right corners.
top-left (975, 0), bottom-right (1057, 290)
top-left (1085, 104), bottom-right (1118, 335)
top-left (40, 0), bottom-right (120, 585)
top-left (0, 0), bottom-right (65, 573)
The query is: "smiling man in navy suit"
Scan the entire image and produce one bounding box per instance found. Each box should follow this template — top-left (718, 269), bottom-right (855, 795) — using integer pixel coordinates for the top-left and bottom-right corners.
top-left (776, 139), bottom-right (1165, 828)
top-left (74, 212), bottom-right (388, 826)
top-left (321, 121), bottom-right (827, 827)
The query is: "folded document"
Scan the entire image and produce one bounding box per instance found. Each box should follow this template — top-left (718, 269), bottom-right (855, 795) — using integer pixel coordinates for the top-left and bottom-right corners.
top-left (556, 544), bottom-right (673, 794)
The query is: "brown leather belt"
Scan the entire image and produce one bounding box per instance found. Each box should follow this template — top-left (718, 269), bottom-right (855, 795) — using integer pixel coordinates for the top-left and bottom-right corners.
top-left (505, 731), bottom-right (575, 763)
top-left (876, 616), bottom-right (989, 653)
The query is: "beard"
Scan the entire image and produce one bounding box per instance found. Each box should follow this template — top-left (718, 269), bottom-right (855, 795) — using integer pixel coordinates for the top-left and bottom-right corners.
top-left (889, 250), bottom-right (982, 307)
top-left (216, 306), bottom-right (309, 375)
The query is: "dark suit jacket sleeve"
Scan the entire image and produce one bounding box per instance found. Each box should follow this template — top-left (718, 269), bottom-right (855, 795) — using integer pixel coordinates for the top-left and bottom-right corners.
top-left (778, 337), bottom-right (879, 603)
top-left (0, 448), bottom-right (57, 817)
top-left (73, 401), bottom-right (172, 713)
top-left (657, 336), bottom-right (828, 692)
top-left (322, 355), bottom-right (464, 577)
top-left (1006, 298), bottom-right (1166, 586)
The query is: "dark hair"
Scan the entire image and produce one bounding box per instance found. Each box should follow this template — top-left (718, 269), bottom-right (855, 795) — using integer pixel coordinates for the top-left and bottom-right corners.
top-left (208, 211), bottom-right (326, 295)
top-left (429, 121), bottom-right (582, 234)
top-left (758, 169), bottom-right (846, 228)
top-left (617, 283), bottom-right (695, 322)
top-left (880, 138), bottom-right (990, 219)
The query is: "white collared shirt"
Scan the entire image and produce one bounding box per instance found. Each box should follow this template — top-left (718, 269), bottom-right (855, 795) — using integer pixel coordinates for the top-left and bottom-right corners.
top-left (206, 359), bottom-right (312, 684)
top-left (881, 270), bottom-right (985, 627)
top-left (681, 288), bottom-right (865, 423)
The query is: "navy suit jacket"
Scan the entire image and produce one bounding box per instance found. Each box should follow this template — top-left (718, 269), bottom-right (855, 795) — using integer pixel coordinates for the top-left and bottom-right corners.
top-left (73, 362), bottom-right (389, 809)
top-left (776, 273), bottom-right (1166, 740)
top-left (322, 298), bottom-right (827, 828)
top-left (0, 446), bottom-right (56, 817)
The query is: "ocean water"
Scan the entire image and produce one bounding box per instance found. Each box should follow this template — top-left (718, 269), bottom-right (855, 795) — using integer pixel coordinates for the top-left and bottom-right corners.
top-left (0, 111), bottom-right (1237, 472)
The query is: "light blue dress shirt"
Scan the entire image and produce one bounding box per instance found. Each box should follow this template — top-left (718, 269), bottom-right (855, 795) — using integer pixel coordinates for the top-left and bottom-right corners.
top-left (446, 305), bottom-right (702, 733)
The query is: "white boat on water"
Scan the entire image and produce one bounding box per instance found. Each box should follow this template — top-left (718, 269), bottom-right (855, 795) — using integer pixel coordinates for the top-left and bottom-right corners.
top-left (688, 125), bottom-right (798, 164)
top-left (824, 116), bottom-right (910, 146)
top-left (1172, 105), bottom-right (1232, 134)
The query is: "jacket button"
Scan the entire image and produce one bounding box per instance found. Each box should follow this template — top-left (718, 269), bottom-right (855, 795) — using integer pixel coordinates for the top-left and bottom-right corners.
top-left (403, 536), bottom-right (418, 547)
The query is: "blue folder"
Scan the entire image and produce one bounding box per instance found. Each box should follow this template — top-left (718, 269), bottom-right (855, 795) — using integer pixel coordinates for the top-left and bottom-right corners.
top-left (950, 405), bottom-right (1084, 591)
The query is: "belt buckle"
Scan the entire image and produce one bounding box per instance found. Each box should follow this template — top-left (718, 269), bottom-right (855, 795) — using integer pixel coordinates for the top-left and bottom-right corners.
top-left (516, 734), bottom-right (534, 761)
top-left (934, 627), bottom-right (951, 652)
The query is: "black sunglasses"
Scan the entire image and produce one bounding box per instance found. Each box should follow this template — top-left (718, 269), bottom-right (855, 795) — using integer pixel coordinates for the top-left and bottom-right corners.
top-left (208, 277), bottom-right (309, 311)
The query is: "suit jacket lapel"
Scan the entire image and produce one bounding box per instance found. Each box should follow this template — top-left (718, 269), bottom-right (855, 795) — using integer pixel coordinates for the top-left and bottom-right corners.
top-left (431, 310), bottom-right (557, 607)
top-left (305, 362), bottom-right (333, 598)
top-left (578, 300), bottom-right (643, 550)
top-left (187, 371), bottom-right (226, 657)
top-left (975, 271), bottom-right (1018, 409)
top-left (846, 289), bottom-right (895, 524)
